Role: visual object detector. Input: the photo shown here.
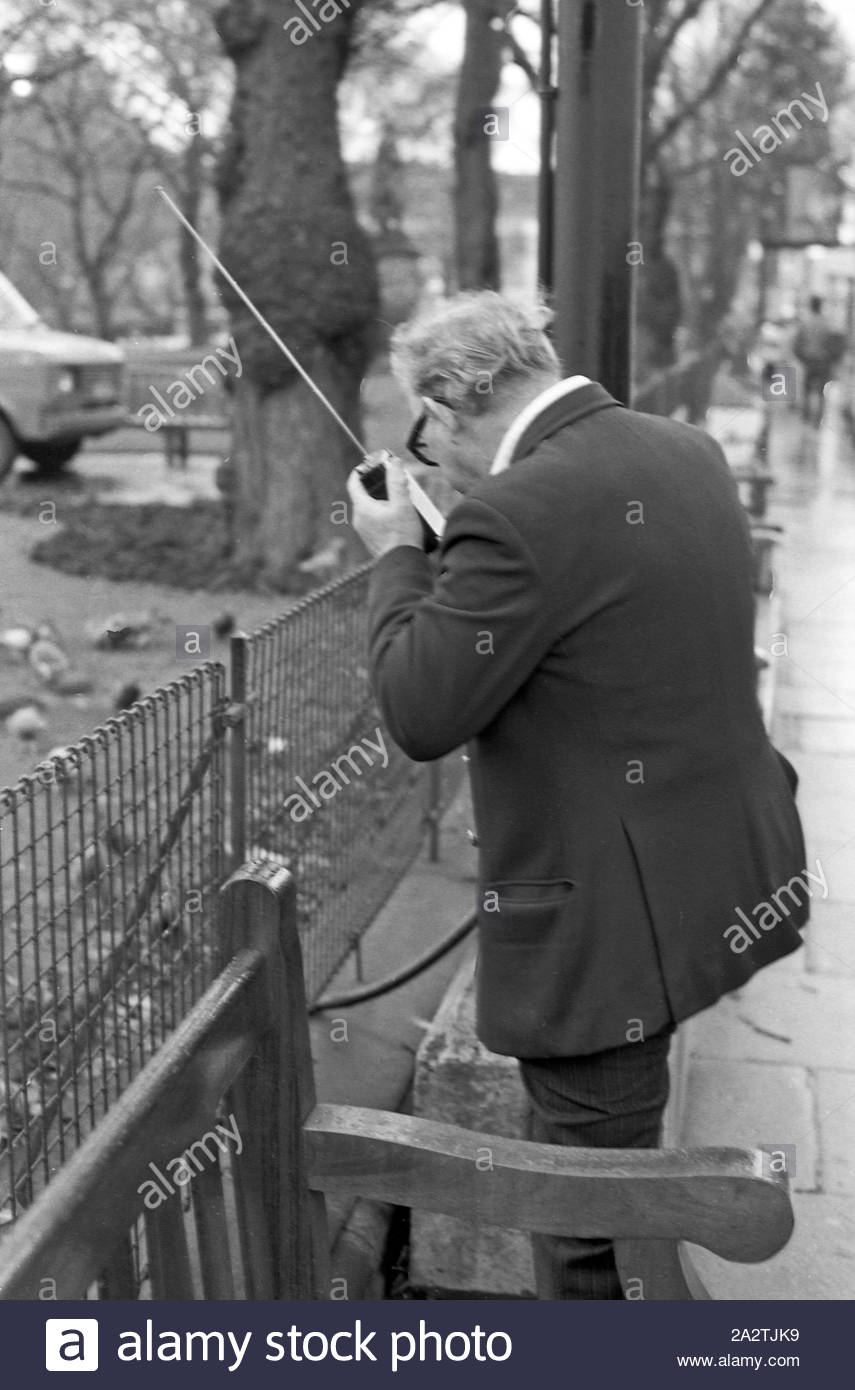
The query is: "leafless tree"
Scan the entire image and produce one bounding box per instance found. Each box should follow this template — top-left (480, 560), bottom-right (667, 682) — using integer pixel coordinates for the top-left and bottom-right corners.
top-left (1, 53), bottom-right (156, 339)
top-left (90, 0), bottom-right (232, 344)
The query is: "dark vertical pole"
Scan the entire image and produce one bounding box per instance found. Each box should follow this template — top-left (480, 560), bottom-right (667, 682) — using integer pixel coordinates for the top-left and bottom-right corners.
top-left (229, 633), bottom-right (248, 873)
top-left (537, 0), bottom-right (556, 295)
top-left (757, 246), bottom-right (769, 328)
top-left (553, 0), bottom-right (643, 401)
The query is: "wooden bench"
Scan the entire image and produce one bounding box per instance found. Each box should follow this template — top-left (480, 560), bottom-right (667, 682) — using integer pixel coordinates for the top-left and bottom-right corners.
top-left (732, 464), bottom-right (776, 520)
top-left (124, 356), bottom-right (230, 470)
top-left (0, 863), bottom-right (794, 1301)
top-left (157, 418), bottom-right (229, 470)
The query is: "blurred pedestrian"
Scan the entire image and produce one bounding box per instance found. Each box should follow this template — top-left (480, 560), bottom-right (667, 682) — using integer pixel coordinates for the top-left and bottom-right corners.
top-left (793, 295), bottom-right (846, 425)
top-left (756, 318), bottom-right (791, 394)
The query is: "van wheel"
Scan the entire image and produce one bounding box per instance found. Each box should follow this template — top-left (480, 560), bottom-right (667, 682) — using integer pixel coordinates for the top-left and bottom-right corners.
top-left (21, 439), bottom-right (81, 475)
top-left (0, 418), bottom-right (17, 483)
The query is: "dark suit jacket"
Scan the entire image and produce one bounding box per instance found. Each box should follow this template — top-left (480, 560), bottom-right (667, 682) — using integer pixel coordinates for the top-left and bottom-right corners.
top-left (367, 381), bottom-right (808, 1058)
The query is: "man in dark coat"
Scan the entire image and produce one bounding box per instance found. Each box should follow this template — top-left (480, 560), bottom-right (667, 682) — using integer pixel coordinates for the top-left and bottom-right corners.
top-left (348, 292), bottom-right (809, 1299)
top-left (793, 295), bottom-right (846, 425)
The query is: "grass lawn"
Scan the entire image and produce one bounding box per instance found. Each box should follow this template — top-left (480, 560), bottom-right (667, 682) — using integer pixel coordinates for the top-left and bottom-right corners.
top-left (0, 507), bottom-right (283, 791)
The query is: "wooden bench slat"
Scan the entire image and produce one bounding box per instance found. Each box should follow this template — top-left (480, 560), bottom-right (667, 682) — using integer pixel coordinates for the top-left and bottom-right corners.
top-left (306, 1104), bottom-right (793, 1264)
top-left (97, 1232), bottom-right (137, 1299)
top-left (192, 1158), bottom-right (236, 1300)
top-left (222, 866), bottom-right (327, 1300)
top-left (226, 1072), bottom-right (276, 1300)
top-left (145, 1202), bottom-right (195, 1300)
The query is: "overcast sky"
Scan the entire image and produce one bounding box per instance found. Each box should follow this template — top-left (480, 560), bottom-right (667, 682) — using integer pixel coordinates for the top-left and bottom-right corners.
top-left (822, 0), bottom-right (855, 39)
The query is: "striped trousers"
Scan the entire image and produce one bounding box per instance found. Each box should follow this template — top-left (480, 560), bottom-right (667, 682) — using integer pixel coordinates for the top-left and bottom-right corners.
top-left (519, 1024), bottom-right (674, 1299)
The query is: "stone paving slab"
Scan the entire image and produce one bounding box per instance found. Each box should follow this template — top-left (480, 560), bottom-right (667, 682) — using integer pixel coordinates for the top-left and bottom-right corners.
top-left (784, 751), bottom-right (855, 797)
top-left (761, 943), bottom-right (807, 979)
top-left (804, 900), bottom-right (855, 978)
top-left (782, 655), bottom-right (855, 703)
top-left (784, 632), bottom-right (855, 665)
top-left (681, 1059), bottom-right (818, 1192)
top-left (688, 1193), bottom-right (855, 1299)
top-left (817, 1061), bottom-right (855, 1195)
top-left (804, 837), bottom-right (855, 902)
top-left (787, 776), bottom-right (855, 848)
top-left (775, 683), bottom-right (855, 720)
top-left (814, 1069), bottom-right (855, 1197)
top-left (688, 968), bottom-right (855, 1071)
top-left (790, 721), bottom-right (855, 754)
top-left (782, 560), bottom-right (855, 602)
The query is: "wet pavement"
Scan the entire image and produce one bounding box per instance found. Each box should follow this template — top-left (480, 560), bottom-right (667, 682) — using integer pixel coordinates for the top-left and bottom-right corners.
top-left (686, 388), bottom-right (855, 1298)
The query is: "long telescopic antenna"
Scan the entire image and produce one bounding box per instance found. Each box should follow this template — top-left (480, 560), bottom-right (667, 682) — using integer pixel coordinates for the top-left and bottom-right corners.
top-left (155, 186), bottom-right (368, 455)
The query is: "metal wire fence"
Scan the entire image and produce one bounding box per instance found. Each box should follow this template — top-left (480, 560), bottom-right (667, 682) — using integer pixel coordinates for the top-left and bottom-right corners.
top-left (234, 561), bottom-right (461, 1001)
top-left (0, 665), bottom-right (228, 1226)
top-left (0, 570), bottom-right (456, 1228)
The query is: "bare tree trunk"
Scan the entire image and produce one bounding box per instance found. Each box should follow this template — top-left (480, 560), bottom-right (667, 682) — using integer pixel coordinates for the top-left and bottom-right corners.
top-left (638, 164), bottom-right (682, 370)
top-left (77, 251), bottom-right (115, 340)
top-left (454, 0), bottom-right (512, 291)
top-left (179, 137), bottom-right (209, 346)
top-left (215, 0), bottom-right (377, 590)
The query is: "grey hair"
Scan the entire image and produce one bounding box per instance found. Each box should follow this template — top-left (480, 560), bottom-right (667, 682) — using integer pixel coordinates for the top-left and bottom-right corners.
top-left (390, 291), bottom-right (559, 415)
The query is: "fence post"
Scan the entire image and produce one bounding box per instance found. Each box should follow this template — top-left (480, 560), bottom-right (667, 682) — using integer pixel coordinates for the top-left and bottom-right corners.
top-left (229, 633), bottom-right (249, 872)
top-left (221, 864), bottom-right (328, 1299)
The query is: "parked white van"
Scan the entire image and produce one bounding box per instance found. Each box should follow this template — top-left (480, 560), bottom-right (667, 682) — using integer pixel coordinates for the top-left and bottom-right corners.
top-left (0, 272), bottom-right (125, 481)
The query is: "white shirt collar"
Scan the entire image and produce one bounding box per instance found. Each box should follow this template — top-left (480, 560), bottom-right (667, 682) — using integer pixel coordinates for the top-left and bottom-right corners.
top-left (490, 375), bottom-right (591, 475)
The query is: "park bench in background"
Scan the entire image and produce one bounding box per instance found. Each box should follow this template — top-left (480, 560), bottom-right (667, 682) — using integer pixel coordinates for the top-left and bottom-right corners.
top-left (732, 464), bottom-right (776, 520)
top-left (0, 863), bottom-right (794, 1302)
top-left (124, 353), bottom-right (230, 469)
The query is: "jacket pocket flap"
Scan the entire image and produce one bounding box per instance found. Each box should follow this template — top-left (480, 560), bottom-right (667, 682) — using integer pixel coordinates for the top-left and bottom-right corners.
top-left (482, 878), bottom-right (576, 909)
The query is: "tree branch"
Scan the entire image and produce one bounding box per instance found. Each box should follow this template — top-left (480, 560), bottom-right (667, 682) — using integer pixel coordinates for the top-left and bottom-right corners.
top-left (648, 0), bottom-right (782, 158)
top-left (0, 177), bottom-right (72, 204)
top-left (28, 51), bottom-right (93, 90)
top-left (655, 0), bottom-right (708, 64)
top-left (645, 0), bottom-right (707, 101)
top-left (91, 143), bottom-right (151, 272)
top-left (504, 30), bottom-right (538, 89)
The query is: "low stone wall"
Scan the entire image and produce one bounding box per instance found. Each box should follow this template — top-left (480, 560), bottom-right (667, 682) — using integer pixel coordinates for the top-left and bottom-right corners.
top-left (410, 950), bottom-right (535, 1297)
top-left (410, 949), bottom-right (691, 1297)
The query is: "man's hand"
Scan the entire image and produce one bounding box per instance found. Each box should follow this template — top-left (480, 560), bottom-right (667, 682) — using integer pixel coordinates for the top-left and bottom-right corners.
top-left (347, 451), bottom-right (425, 559)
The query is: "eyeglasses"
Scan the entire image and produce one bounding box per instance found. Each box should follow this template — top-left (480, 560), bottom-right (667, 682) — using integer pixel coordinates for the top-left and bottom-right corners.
top-left (406, 397), bottom-right (453, 468)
